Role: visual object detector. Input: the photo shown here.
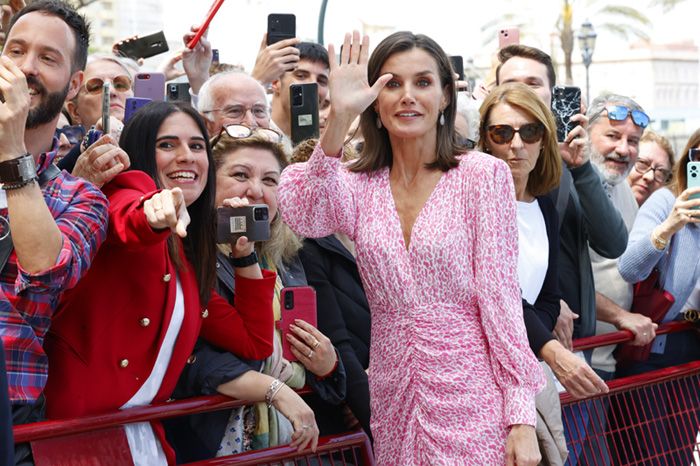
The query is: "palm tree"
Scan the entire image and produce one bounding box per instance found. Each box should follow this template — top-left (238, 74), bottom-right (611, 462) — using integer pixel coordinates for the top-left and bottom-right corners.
top-left (483, 0), bottom-right (652, 84)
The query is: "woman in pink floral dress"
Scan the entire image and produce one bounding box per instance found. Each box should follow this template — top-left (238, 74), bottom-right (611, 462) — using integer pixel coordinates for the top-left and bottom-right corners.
top-left (278, 31), bottom-right (545, 465)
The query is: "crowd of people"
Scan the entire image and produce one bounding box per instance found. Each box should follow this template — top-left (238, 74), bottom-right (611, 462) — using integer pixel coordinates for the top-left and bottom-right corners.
top-left (0, 1), bottom-right (697, 465)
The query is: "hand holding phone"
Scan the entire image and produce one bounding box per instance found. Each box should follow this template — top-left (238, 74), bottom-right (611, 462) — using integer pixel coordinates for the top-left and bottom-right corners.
top-left (551, 86), bottom-right (582, 143)
top-left (686, 158), bottom-right (700, 209)
top-left (187, 0), bottom-right (225, 49)
top-left (278, 287), bottom-right (317, 362)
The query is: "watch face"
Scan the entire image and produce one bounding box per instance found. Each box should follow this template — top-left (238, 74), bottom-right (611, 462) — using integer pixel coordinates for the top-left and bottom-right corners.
top-left (18, 155), bottom-right (36, 180)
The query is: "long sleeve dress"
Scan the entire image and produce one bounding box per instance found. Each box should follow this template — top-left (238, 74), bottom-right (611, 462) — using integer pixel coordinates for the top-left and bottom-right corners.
top-left (279, 146), bottom-right (545, 465)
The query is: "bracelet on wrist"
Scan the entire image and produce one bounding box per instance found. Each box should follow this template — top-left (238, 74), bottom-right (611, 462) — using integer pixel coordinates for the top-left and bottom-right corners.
top-left (0, 154), bottom-right (38, 190)
top-left (229, 250), bottom-right (258, 268)
top-left (265, 378), bottom-right (284, 408)
top-left (650, 228), bottom-right (669, 251)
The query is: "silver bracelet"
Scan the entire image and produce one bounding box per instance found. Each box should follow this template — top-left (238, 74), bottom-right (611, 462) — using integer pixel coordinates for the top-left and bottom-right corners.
top-left (265, 378), bottom-right (284, 408)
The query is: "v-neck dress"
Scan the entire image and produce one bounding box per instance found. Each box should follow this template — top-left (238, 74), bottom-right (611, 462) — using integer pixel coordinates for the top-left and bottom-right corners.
top-left (279, 145), bottom-right (544, 465)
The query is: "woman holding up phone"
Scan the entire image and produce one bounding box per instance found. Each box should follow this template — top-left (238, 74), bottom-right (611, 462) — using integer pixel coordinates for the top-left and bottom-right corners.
top-left (167, 128), bottom-right (345, 461)
top-left (278, 31), bottom-right (544, 465)
top-left (43, 102), bottom-right (276, 466)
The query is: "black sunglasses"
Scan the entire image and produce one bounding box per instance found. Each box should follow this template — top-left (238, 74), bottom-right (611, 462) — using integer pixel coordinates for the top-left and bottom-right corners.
top-left (487, 123), bottom-right (545, 145)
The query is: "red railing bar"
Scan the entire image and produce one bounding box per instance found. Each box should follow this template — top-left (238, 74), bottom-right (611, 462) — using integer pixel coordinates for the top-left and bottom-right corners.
top-left (560, 360), bottom-right (700, 405)
top-left (14, 389), bottom-right (312, 443)
top-left (183, 431), bottom-right (374, 466)
top-left (571, 321), bottom-right (694, 351)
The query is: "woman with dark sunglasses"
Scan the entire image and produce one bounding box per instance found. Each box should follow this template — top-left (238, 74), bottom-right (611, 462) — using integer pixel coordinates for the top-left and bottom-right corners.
top-left (279, 31), bottom-right (545, 465)
top-left (478, 82), bottom-right (609, 464)
top-left (43, 102), bottom-right (276, 466)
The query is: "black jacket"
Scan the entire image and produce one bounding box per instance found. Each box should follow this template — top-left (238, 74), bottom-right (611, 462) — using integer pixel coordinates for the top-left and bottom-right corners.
top-left (298, 236), bottom-right (372, 439)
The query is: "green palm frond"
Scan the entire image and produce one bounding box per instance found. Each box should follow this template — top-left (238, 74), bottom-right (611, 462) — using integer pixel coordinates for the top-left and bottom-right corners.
top-left (595, 5), bottom-right (652, 26)
top-left (648, 0), bottom-right (687, 12)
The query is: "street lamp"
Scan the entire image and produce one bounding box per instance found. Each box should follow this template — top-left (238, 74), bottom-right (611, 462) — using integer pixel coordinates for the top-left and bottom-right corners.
top-left (577, 20), bottom-right (597, 105)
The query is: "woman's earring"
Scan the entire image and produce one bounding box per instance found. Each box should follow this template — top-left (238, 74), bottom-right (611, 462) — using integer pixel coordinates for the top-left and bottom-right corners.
top-left (376, 116), bottom-right (382, 129)
top-left (439, 111), bottom-right (445, 126)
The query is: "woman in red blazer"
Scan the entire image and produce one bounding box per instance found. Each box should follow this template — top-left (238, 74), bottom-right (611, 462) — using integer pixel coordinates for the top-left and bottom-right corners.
top-left (43, 102), bottom-right (275, 465)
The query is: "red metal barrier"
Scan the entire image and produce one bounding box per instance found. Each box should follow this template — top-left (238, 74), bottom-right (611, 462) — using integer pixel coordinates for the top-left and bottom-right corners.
top-left (561, 322), bottom-right (700, 466)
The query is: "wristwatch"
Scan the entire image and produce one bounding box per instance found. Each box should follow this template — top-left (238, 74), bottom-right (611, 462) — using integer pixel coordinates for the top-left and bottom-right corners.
top-left (229, 250), bottom-right (258, 268)
top-left (0, 154), bottom-right (38, 190)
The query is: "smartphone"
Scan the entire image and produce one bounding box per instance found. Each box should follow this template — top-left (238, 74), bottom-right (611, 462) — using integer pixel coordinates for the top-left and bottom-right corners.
top-left (551, 85), bottom-right (582, 143)
top-left (449, 55), bottom-right (464, 81)
top-left (267, 13), bottom-right (296, 45)
top-left (115, 31), bottom-right (169, 60)
top-left (216, 205), bottom-right (270, 244)
top-left (101, 82), bottom-right (110, 135)
top-left (134, 72), bottom-right (165, 102)
top-left (187, 0), bottom-right (225, 49)
top-left (498, 27), bottom-right (520, 49)
top-left (212, 48), bottom-right (220, 65)
top-left (290, 83), bottom-right (319, 146)
top-left (687, 160), bottom-right (700, 209)
top-left (124, 97), bottom-right (152, 123)
top-left (166, 82), bottom-right (191, 103)
top-left (278, 286), bottom-right (317, 362)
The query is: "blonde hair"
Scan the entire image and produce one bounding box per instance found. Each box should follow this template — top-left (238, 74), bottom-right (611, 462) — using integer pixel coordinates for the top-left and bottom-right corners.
top-left (640, 130), bottom-right (675, 185)
top-left (478, 82), bottom-right (562, 197)
top-left (671, 128), bottom-right (700, 196)
top-left (212, 134), bottom-right (303, 267)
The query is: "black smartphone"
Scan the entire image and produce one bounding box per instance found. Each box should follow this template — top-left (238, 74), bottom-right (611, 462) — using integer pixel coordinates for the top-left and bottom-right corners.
top-left (115, 31), bottom-right (169, 61)
top-left (166, 82), bottom-right (191, 103)
top-left (290, 83), bottom-right (319, 146)
top-left (551, 85), bottom-right (581, 142)
top-left (267, 14), bottom-right (295, 45)
top-left (212, 48), bottom-right (220, 65)
top-left (449, 55), bottom-right (464, 81)
top-left (216, 205), bottom-right (270, 244)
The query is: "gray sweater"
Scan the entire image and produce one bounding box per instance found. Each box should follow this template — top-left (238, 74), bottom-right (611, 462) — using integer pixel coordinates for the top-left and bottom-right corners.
top-left (618, 187), bottom-right (700, 354)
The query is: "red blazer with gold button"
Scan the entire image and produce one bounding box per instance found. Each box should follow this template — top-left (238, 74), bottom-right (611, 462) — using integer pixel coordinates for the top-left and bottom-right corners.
top-left (43, 171), bottom-right (275, 460)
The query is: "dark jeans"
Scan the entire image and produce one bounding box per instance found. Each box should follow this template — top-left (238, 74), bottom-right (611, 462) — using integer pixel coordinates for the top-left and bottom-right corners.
top-left (11, 396), bottom-right (44, 466)
top-left (611, 330), bottom-right (700, 466)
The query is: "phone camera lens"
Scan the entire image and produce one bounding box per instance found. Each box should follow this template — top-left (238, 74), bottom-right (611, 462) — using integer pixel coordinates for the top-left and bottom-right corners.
top-left (284, 291), bottom-right (294, 309)
top-left (254, 207), bottom-right (269, 221)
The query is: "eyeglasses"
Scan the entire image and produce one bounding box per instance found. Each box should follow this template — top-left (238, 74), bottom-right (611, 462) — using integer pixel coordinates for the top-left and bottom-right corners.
top-left (487, 123), bottom-right (545, 145)
top-left (212, 124), bottom-right (283, 146)
top-left (598, 105), bottom-right (650, 129)
top-left (633, 158), bottom-right (671, 183)
top-left (202, 104), bottom-right (270, 122)
top-left (56, 125), bottom-right (86, 145)
top-left (83, 75), bottom-right (132, 95)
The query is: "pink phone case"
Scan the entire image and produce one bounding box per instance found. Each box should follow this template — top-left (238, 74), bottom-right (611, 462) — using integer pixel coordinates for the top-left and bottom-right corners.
top-left (278, 286), bottom-right (317, 362)
top-left (133, 72), bottom-right (165, 102)
top-left (498, 27), bottom-right (520, 49)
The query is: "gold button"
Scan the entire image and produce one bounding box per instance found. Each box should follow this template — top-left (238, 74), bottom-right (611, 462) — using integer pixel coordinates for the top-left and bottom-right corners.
top-left (201, 309), bottom-right (209, 318)
top-left (187, 354), bottom-right (197, 364)
top-left (163, 273), bottom-right (171, 283)
top-left (139, 317), bottom-right (151, 327)
top-left (119, 359), bottom-right (129, 368)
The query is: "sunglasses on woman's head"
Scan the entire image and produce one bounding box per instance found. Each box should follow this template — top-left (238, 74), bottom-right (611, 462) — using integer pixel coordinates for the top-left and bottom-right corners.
top-left (487, 123), bottom-right (545, 145)
top-left (83, 75), bottom-right (132, 95)
top-left (212, 124), bottom-right (283, 146)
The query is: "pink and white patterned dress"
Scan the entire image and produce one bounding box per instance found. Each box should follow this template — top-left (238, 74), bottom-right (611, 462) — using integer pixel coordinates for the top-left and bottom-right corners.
top-left (279, 145), bottom-right (545, 465)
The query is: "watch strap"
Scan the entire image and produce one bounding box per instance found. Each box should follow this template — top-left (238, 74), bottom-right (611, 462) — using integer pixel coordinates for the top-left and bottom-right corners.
top-left (229, 250), bottom-right (259, 268)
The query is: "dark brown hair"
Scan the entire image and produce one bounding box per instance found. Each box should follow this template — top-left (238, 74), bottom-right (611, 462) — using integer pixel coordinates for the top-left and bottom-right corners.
top-left (478, 83), bottom-right (561, 197)
top-left (353, 31), bottom-right (465, 173)
top-left (496, 45), bottom-right (556, 90)
top-left (671, 128), bottom-right (700, 196)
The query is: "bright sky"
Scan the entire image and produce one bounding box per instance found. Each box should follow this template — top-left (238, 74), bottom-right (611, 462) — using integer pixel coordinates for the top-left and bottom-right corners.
top-left (158, 0), bottom-right (700, 71)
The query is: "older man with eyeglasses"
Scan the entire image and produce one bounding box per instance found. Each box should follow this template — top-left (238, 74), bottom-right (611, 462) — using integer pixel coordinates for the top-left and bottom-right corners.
top-left (585, 94), bottom-right (658, 382)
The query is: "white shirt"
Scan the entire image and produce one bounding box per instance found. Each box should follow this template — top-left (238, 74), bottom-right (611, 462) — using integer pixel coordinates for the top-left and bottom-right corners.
top-left (121, 276), bottom-right (185, 466)
top-left (517, 199), bottom-right (549, 304)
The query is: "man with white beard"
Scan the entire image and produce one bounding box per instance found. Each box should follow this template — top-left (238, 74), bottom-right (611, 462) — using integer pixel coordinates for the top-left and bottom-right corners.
top-left (586, 94), bottom-right (657, 380)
